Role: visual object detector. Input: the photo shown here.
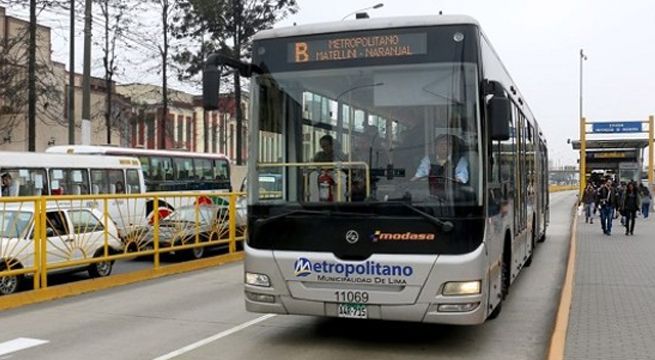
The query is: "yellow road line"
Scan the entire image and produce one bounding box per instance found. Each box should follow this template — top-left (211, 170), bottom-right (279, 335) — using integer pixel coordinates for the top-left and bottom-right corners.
top-left (0, 252), bottom-right (244, 312)
top-left (547, 205), bottom-right (578, 360)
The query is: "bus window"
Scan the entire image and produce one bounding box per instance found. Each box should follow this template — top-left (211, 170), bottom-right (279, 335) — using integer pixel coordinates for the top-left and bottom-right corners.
top-left (1, 168), bottom-right (48, 196)
top-left (173, 157), bottom-right (195, 181)
top-left (108, 170), bottom-right (125, 194)
top-left (213, 160), bottom-right (229, 181)
top-left (151, 157), bottom-right (174, 181)
top-left (126, 169), bottom-right (141, 194)
top-left (138, 156), bottom-right (151, 179)
top-left (196, 158), bottom-right (213, 180)
top-left (50, 169), bottom-right (89, 195)
top-left (91, 170), bottom-right (108, 194)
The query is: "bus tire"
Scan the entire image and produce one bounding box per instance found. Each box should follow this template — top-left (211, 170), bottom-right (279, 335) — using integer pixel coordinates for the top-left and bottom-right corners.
top-left (538, 230), bottom-right (547, 243)
top-left (0, 260), bottom-right (23, 296)
top-left (501, 234), bottom-right (511, 300)
top-left (525, 218), bottom-right (536, 267)
top-left (487, 299), bottom-right (502, 320)
top-left (88, 250), bottom-right (114, 278)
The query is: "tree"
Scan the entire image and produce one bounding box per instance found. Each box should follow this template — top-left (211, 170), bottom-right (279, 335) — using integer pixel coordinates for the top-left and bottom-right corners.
top-left (98, 0), bottom-right (131, 144)
top-left (171, 0), bottom-right (298, 163)
top-left (0, 20), bottom-right (62, 146)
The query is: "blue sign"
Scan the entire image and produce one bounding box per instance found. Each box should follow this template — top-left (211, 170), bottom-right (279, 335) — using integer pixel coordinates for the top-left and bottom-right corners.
top-left (591, 121), bottom-right (643, 134)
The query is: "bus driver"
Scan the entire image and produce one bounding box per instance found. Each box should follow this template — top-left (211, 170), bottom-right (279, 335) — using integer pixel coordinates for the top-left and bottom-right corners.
top-left (411, 134), bottom-right (469, 194)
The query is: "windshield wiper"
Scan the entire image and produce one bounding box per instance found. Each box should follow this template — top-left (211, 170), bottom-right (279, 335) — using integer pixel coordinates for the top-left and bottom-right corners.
top-left (397, 203), bottom-right (454, 233)
top-left (255, 209), bottom-right (374, 227)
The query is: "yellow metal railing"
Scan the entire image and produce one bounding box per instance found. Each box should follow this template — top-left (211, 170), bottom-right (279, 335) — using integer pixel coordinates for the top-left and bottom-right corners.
top-left (0, 192), bottom-right (246, 296)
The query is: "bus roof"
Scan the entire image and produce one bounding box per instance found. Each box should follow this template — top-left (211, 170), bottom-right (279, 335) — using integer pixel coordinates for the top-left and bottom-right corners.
top-left (254, 15), bottom-right (480, 41)
top-left (46, 145), bottom-right (230, 161)
top-left (0, 151), bottom-right (141, 169)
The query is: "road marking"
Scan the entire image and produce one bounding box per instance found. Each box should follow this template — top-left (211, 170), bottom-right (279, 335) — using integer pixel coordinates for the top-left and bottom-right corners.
top-left (0, 338), bottom-right (49, 356)
top-left (153, 314), bottom-right (276, 360)
top-left (547, 201), bottom-right (578, 360)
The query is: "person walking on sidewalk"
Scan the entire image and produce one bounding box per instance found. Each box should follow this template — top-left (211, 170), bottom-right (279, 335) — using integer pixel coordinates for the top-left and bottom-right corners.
top-left (639, 183), bottom-right (651, 218)
top-left (598, 180), bottom-right (616, 235)
top-left (582, 184), bottom-right (596, 224)
top-left (621, 182), bottom-right (641, 235)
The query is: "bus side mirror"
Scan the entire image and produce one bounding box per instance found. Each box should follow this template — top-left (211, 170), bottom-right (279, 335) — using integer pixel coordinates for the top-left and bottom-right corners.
top-left (203, 53), bottom-right (264, 111)
top-left (488, 96), bottom-right (511, 141)
top-left (202, 63), bottom-right (220, 111)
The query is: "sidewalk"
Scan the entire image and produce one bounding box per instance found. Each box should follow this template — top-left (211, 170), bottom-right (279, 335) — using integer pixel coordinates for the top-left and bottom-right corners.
top-left (565, 211), bottom-right (655, 359)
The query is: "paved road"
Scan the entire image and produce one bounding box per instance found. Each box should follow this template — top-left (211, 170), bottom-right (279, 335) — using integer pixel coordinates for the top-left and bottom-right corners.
top-left (0, 192), bottom-right (575, 360)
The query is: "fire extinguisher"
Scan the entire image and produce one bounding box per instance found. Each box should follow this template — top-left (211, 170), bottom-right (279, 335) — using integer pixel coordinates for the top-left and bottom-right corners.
top-left (318, 170), bottom-right (335, 201)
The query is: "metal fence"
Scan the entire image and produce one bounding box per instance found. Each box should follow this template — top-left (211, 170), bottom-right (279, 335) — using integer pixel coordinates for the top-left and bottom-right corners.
top-left (0, 192), bottom-right (245, 296)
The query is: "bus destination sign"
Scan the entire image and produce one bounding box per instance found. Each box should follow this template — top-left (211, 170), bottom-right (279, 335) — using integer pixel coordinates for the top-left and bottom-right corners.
top-left (288, 33), bottom-right (427, 63)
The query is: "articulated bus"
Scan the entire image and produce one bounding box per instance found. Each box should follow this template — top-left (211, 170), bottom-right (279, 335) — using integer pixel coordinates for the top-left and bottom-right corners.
top-left (203, 15), bottom-right (548, 324)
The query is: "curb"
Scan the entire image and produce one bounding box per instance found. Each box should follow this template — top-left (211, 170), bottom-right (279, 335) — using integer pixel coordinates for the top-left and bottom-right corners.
top-left (546, 202), bottom-right (578, 360)
top-left (0, 252), bottom-right (244, 312)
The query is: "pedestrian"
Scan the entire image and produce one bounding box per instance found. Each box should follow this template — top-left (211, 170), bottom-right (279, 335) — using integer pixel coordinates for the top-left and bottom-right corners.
top-left (598, 180), bottom-right (616, 236)
top-left (621, 182), bottom-right (641, 235)
top-left (639, 183), bottom-right (651, 218)
top-left (617, 182), bottom-right (626, 226)
top-left (582, 184), bottom-right (596, 224)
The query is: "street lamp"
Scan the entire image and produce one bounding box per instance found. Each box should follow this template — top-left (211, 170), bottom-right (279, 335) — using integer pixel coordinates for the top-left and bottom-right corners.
top-left (579, 49), bottom-right (588, 196)
top-left (341, 3), bottom-right (384, 21)
top-left (579, 49), bottom-right (587, 122)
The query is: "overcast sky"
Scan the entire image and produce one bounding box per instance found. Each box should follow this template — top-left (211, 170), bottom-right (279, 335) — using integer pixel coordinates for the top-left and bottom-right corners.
top-left (7, 0), bottom-right (655, 166)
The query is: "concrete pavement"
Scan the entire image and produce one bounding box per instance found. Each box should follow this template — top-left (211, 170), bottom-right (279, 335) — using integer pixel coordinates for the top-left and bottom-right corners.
top-left (565, 206), bottom-right (655, 359)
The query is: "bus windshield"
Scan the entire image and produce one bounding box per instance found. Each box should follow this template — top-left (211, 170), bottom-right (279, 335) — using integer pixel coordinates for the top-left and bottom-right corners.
top-left (254, 62), bottom-right (481, 207)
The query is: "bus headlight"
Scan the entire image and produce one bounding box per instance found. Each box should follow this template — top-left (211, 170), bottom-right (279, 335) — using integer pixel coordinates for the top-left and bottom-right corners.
top-left (442, 281), bottom-right (481, 296)
top-left (245, 272), bottom-right (271, 287)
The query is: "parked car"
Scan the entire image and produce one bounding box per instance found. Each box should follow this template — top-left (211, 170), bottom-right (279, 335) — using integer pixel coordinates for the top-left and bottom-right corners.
top-left (0, 204), bottom-right (122, 296)
top-left (128, 204), bottom-right (231, 260)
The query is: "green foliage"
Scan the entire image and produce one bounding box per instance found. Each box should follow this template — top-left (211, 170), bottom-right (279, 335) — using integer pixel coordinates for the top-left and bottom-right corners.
top-left (171, 0), bottom-right (298, 82)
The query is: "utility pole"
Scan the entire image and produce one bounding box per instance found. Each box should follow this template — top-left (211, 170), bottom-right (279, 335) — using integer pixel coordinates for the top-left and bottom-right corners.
top-left (160, 0), bottom-right (169, 150)
top-left (233, 0), bottom-right (243, 165)
top-left (82, 0), bottom-right (93, 145)
top-left (68, 0), bottom-right (75, 144)
top-left (104, 0), bottom-right (112, 144)
top-left (28, 0), bottom-right (36, 151)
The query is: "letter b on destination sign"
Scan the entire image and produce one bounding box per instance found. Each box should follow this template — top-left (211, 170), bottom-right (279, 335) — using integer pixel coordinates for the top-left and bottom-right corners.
top-left (295, 42), bottom-right (309, 63)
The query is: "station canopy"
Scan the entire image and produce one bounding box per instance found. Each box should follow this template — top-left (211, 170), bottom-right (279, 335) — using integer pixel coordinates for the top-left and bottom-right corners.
top-left (570, 138), bottom-right (650, 150)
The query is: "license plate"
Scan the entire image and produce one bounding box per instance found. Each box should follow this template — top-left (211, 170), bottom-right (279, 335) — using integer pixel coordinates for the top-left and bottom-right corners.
top-left (337, 303), bottom-right (367, 319)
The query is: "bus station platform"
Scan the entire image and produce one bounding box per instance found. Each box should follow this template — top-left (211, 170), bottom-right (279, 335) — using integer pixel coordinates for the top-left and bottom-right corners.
top-left (564, 207), bottom-right (655, 359)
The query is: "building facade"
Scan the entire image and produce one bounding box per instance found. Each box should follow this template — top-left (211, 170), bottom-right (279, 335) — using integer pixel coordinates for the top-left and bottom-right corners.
top-left (0, 6), bottom-right (127, 152)
top-left (120, 83), bottom-right (248, 161)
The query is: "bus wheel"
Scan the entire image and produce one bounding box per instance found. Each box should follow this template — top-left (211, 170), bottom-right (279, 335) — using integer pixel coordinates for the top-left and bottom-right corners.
top-left (487, 299), bottom-right (502, 320)
top-left (0, 261), bottom-right (23, 296)
top-left (525, 223), bottom-right (536, 267)
top-left (501, 238), bottom-right (511, 300)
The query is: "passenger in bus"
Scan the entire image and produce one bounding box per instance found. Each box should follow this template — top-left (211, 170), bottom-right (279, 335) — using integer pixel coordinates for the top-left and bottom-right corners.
top-left (1, 173), bottom-right (12, 197)
top-left (312, 135), bottom-right (346, 162)
top-left (115, 181), bottom-right (125, 194)
top-left (411, 134), bottom-right (469, 193)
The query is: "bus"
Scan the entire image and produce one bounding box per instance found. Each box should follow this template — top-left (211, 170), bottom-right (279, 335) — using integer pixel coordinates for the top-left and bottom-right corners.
top-left (203, 15), bottom-right (549, 324)
top-left (46, 145), bottom-right (232, 193)
top-left (0, 151), bottom-right (146, 232)
top-left (46, 145), bottom-right (244, 230)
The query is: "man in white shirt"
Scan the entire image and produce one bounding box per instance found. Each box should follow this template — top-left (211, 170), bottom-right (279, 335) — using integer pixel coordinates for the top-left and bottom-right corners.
top-left (412, 134), bottom-right (469, 193)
